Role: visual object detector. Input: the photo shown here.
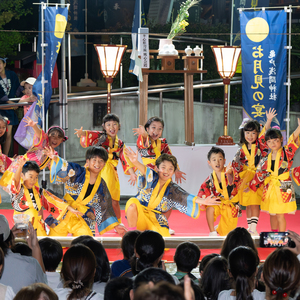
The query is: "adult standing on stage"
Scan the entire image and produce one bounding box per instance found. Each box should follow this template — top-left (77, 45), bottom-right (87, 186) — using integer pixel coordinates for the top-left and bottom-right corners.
top-left (0, 57), bottom-right (21, 155)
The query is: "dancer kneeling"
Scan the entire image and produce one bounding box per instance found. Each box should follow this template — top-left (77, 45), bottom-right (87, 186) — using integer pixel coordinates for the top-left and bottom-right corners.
top-left (125, 148), bottom-right (220, 236)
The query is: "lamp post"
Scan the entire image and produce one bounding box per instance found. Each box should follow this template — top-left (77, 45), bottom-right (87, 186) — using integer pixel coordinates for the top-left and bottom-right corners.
top-left (94, 44), bottom-right (127, 113)
top-left (211, 46), bottom-right (241, 145)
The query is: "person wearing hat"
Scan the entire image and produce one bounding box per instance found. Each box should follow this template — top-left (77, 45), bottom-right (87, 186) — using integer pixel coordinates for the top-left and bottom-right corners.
top-left (0, 214), bottom-right (47, 293)
top-left (0, 57), bottom-right (23, 155)
top-left (19, 77), bottom-right (37, 115)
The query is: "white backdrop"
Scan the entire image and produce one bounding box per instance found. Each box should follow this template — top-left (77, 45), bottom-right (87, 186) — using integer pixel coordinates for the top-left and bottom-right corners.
top-left (117, 144), bottom-right (240, 197)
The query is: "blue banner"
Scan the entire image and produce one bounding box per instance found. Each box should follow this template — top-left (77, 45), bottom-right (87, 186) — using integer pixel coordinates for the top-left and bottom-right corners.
top-left (14, 6), bottom-right (68, 149)
top-left (241, 10), bottom-right (286, 130)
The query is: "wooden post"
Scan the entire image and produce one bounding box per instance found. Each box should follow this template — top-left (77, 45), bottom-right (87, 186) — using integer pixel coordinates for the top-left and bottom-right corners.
top-left (139, 73), bottom-right (148, 126)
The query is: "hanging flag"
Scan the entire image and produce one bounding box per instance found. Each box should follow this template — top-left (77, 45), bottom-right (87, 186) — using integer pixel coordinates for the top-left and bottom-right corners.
top-left (240, 10), bottom-right (286, 130)
top-left (129, 0), bottom-right (146, 82)
top-left (14, 6), bottom-right (68, 149)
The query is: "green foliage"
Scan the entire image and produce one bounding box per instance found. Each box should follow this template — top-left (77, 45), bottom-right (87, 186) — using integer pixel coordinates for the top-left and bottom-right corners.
top-left (0, 0), bottom-right (31, 57)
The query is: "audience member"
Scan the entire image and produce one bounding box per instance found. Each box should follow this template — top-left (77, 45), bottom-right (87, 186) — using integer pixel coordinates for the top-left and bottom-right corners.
top-left (220, 227), bottom-right (258, 259)
top-left (130, 230), bottom-right (165, 276)
top-left (39, 238), bottom-right (63, 290)
top-left (104, 277), bottom-right (132, 300)
top-left (199, 254), bottom-right (219, 279)
top-left (54, 244), bottom-right (102, 300)
top-left (200, 256), bottom-right (231, 300)
top-left (70, 235), bottom-right (94, 246)
top-left (255, 264), bottom-right (265, 292)
top-left (13, 283), bottom-right (58, 300)
top-left (0, 247), bottom-right (14, 300)
top-left (173, 242), bottom-right (200, 283)
top-left (263, 248), bottom-right (300, 300)
top-left (218, 246), bottom-right (263, 300)
top-left (111, 230), bottom-right (140, 279)
top-left (178, 280), bottom-right (205, 300)
top-left (134, 281), bottom-right (185, 300)
top-left (0, 215), bottom-right (47, 293)
top-left (11, 242), bottom-right (32, 257)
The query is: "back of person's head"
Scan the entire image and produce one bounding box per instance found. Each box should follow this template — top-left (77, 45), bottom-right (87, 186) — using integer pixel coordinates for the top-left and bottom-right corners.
top-left (134, 281), bottom-right (184, 300)
top-left (200, 256), bottom-right (231, 300)
top-left (174, 242), bottom-right (200, 273)
top-left (81, 239), bottom-right (110, 283)
top-left (228, 246), bottom-right (259, 300)
top-left (13, 283), bottom-right (58, 300)
top-left (70, 235), bottom-right (94, 246)
top-left (12, 242), bottom-right (32, 256)
top-left (178, 280), bottom-right (205, 300)
top-left (131, 230), bottom-right (165, 275)
top-left (255, 264), bottom-right (265, 292)
top-left (0, 214), bottom-right (14, 255)
top-left (207, 146), bottom-right (225, 160)
top-left (263, 248), bottom-right (300, 300)
top-left (38, 238), bottom-right (63, 272)
top-left (22, 161), bottom-right (40, 175)
top-left (133, 267), bottom-right (175, 291)
top-left (121, 230), bottom-right (140, 260)
top-left (220, 227), bottom-right (258, 259)
top-left (61, 244), bottom-right (96, 300)
top-left (199, 253), bottom-right (220, 275)
top-left (104, 277), bottom-right (133, 300)
top-left (85, 146), bottom-right (108, 162)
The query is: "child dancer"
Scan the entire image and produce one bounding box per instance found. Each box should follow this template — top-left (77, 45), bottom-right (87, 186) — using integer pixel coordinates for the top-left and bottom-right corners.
top-left (232, 108), bottom-right (277, 235)
top-left (74, 113), bottom-right (136, 223)
top-left (198, 146), bottom-right (239, 236)
top-left (45, 145), bottom-right (126, 236)
top-left (8, 158), bottom-right (80, 235)
top-left (125, 148), bottom-right (220, 237)
top-left (133, 116), bottom-right (186, 183)
top-left (0, 116), bottom-right (68, 189)
top-left (248, 119), bottom-right (300, 232)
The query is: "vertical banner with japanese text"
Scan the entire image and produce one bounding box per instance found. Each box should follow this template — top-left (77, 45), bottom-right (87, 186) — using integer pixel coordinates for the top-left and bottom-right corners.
top-left (240, 10), bottom-right (286, 130)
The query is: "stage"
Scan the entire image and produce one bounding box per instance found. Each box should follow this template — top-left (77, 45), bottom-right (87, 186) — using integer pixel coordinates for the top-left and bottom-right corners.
top-left (1, 208), bottom-right (299, 262)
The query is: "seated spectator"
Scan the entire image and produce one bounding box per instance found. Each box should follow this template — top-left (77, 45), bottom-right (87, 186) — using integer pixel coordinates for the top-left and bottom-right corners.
top-left (0, 247), bottom-right (14, 300)
top-left (70, 235), bottom-right (94, 246)
top-left (82, 239), bottom-right (110, 294)
top-left (0, 214), bottom-right (47, 293)
top-left (220, 227), bottom-right (258, 259)
top-left (13, 283), bottom-right (58, 300)
top-left (111, 230), bottom-right (140, 279)
top-left (200, 256), bottom-right (231, 300)
top-left (130, 230), bottom-right (165, 276)
top-left (54, 244), bottom-right (103, 300)
top-left (134, 281), bottom-right (185, 300)
top-left (218, 246), bottom-right (263, 300)
top-left (263, 248), bottom-right (300, 300)
top-left (173, 242), bottom-right (200, 284)
top-left (130, 267), bottom-right (176, 300)
top-left (199, 253), bottom-right (219, 279)
top-left (104, 277), bottom-right (132, 300)
top-left (11, 242), bottom-right (32, 256)
top-left (39, 238), bottom-right (63, 290)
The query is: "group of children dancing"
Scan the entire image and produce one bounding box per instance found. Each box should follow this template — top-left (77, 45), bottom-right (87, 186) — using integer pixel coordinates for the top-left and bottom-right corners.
top-left (0, 105), bottom-right (299, 238)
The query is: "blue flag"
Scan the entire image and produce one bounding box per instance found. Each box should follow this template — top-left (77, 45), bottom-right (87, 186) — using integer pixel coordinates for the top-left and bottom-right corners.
top-left (240, 10), bottom-right (286, 130)
top-left (14, 6), bottom-right (68, 149)
top-left (129, 0), bottom-right (146, 82)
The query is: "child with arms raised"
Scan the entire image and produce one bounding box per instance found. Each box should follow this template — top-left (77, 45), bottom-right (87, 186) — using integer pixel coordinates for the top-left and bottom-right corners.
top-left (124, 148), bottom-right (220, 237)
top-left (74, 113), bottom-right (136, 223)
top-left (248, 119), bottom-right (300, 232)
top-left (8, 158), bottom-right (80, 235)
top-left (198, 146), bottom-right (240, 236)
top-left (232, 108), bottom-right (277, 235)
top-left (45, 145), bottom-right (126, 236)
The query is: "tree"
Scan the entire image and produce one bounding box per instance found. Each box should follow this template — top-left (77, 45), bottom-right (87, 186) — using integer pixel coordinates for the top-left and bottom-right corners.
top-left (0, 0), bottom-right (31, 57)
